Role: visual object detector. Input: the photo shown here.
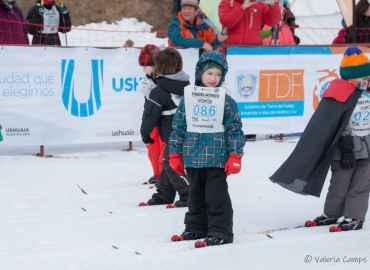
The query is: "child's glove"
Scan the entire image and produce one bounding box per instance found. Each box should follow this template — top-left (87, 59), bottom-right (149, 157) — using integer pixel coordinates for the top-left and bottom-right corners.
top-left (339, 135), bottom-right (356, 169)
top-left (59, 3), bottom-right (68, 14)
top-left (169, 154), bottom-right (184, 174)
top-left (224, 154), bottom-right (242, 176)
top-left (141, 136), bottom-right (154, 145)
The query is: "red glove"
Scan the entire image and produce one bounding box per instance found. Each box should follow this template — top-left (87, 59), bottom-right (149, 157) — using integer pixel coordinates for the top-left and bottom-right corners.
top-left (169, 154), bottom-right (184, 174)
top-left (224, 154), bottom-right (242, 176)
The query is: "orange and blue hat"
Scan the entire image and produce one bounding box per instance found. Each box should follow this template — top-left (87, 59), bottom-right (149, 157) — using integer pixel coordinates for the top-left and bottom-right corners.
top-left (340, 46), bottom-right (370, 80)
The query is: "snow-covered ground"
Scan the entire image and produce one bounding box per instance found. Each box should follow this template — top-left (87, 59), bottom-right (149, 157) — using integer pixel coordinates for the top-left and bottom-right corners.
top-left (0, 138), bottom-right (369, 270)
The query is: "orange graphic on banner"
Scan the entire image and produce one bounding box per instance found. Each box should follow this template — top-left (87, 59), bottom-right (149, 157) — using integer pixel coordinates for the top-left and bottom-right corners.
top-left (313, 69), bottom-right (339, 110)
top-left (259, 70), bottom-right (304, 101)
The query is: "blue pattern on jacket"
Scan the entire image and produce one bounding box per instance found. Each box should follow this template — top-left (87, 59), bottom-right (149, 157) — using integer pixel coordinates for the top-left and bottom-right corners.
top-left (169, 94), bottom-right (246, 168)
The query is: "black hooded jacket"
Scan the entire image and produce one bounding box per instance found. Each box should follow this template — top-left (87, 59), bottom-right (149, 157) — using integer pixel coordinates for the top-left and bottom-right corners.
top-left (140, 72), bottom-right (190, 144)
top-left (26, 0), bottom-right (71, 45)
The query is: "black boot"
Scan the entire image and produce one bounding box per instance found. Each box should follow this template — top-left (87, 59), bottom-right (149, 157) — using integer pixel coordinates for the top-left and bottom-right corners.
top-left (204, 236), bottom-right (233, 246)
top-left (313, 214), bottom-right (338, 226)
top-left (143, 175), bottom-right (158, 185)
top-left (147, 197), bottom-right (167, 206)
top-left (338, 218), bottom-right (363, 231)
top-left (174, 199), bottom-right (188, 207)
top-left (181, 231), bottom-right (201, 240)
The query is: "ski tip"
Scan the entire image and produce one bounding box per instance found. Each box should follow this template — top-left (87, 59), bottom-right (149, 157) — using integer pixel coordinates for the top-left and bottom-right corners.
top-left (171, 235), bottom-right (184, 242)
top-left (166, 204), bottom-right (178, 208)
top-left (139, 202), bottom-right (149, 207)
top-left (305, 220), bottom-right (317, 227)
top-left (195, 240), bottom-right (207, 248)
top-left (329, 226), bottom-right (341, 232)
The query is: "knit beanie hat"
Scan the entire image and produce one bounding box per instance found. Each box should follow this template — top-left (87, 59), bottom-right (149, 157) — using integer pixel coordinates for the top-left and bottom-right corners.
top-left (138, 44), bottom-right (159, 66)
top-left (181, 0), bottom-right (199, 8)
top-left (200, 61), bottom-right (224, 77)
top-left (340, 46), bottom-right (370, 80)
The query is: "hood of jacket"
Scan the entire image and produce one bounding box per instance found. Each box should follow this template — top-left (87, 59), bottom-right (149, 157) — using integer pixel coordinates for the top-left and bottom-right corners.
top-left (156, 71), bottom-right (190, 96)
top-left (195, 50), bottom-right (228, 87)
top-left (0, 0), bottom-right (15, 11)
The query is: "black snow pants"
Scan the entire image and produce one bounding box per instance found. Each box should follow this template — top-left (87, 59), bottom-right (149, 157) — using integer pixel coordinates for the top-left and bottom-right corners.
top-left (152, 145), bottom-right (190, 203)
top-left (184, 168), bottom-right (233, 241)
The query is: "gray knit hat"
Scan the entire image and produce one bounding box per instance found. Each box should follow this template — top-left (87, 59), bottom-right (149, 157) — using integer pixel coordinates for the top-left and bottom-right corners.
top-left (181, 0), bottom-right (199, 8)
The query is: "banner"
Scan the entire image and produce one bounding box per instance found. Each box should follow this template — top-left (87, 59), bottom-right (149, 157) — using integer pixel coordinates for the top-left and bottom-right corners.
top-left (0, 46), bottom-right (198, 146)
top-left (226, 46), bottom-right (364, 134)
top-left (0, 45), bottom-right (366, 146)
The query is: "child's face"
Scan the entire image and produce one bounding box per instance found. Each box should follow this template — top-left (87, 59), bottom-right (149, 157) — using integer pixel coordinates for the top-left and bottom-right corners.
top-left (142, 66), bottom-right (154, 76)
top-left (352, 76), bottom-right (370, 90)
top-left (201, 67), bottom-right (222, 87)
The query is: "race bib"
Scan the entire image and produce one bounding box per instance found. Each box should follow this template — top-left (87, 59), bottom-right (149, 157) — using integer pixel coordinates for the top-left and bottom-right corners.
top-left (137, 78), bottom-right (156, 99)
top-left (42, 6), bottom-right (59, 34)
top-left (350, 91), bottom-right (370, 136)
top-left (184, 85), bottom-right (226, 133)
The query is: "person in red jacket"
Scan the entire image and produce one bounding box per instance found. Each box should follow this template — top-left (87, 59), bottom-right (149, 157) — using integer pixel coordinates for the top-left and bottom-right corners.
top-left (218, 0), bottom-right (281, 45)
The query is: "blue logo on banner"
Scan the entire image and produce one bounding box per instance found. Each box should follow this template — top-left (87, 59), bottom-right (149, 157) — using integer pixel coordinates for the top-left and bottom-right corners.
top-left (61, 59), bottom-right (104, 117)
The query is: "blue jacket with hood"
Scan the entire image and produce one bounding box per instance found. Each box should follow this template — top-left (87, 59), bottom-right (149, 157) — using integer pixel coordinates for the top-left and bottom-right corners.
top-left (169, 51), bottom-right (246, 168)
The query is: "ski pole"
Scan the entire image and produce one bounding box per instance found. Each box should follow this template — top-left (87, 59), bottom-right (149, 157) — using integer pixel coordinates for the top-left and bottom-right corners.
top-left (60, 2), bottom-right (68, 46)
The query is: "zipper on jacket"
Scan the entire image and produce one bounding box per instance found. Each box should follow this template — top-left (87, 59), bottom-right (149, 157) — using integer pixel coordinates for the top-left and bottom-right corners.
top-left (250, 11), bottom-right (253, 28)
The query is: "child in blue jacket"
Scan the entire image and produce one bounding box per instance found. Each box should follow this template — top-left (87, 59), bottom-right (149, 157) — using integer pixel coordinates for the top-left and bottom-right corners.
top-left (169, 50), bottom-right (246, 247)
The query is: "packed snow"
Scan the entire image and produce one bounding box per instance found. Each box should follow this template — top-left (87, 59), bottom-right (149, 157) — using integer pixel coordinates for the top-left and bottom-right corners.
top-left (0, 138), bottom-right (369, 270)
top-left (2, 5), bottom-right (369, 270)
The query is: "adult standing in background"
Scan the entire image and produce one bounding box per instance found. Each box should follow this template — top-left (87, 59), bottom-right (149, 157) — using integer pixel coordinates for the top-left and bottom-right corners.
top-left (0, 0), bottom-right (29, 44)
top-left (26, 0), bottom-right (71, 46)
top-left (218, 0), bottom-right (281, 45)
top-left (168, 0), bottom-right (227, 54)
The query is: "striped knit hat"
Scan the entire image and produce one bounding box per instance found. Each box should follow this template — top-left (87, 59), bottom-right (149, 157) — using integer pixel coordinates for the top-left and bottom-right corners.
top-left (340, 46), bottom-right (370, 80)
top-left (181, 0), bottom-right (199, 8)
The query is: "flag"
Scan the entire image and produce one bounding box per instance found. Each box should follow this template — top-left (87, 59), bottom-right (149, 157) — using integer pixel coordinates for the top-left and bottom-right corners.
top-left (199, 0), bottom-right (222, 32)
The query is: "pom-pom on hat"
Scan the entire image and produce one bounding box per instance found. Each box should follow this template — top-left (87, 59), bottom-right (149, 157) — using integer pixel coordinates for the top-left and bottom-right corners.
top-left (340, 46), bottom-right (370, 80)
top-left (181, 0), bottom-right (199, 8)
top-left (138, 44), bottom-right (159, 66)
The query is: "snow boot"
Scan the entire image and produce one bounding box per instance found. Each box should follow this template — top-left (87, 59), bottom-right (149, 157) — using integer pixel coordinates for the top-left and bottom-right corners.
top-left (305, 214), bottom-right (338, 227)
top-left (147, 197), bottom-right (167, 206)
top-left (142, 175), bottom-right (157, 185)
top-left (171, 230), bottom-right (201, 242)
top-left (338, 218), bottom-right (363, 231)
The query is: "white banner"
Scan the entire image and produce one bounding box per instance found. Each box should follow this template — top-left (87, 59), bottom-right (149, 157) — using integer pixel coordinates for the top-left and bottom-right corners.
top-left (226, 46), bottom-right (351, 134)
top-left (0, 46), bottom-right (198, 146)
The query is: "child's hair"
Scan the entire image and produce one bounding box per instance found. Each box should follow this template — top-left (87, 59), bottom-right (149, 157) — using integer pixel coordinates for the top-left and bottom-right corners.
top-left (153, 48), bottom-right (183, 77)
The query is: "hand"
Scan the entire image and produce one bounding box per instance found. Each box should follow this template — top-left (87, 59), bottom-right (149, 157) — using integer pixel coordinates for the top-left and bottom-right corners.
top-left (224, 154), bottom-right (242, 176)
top-left (340, 152), bottom-right (356, 169)
top-left (338, 135), bottom-right (355, 169)
top-left (202, 42), bottom-right (213, 50)
top-left (169, 154), bottom-right (184, 174)
top-left (242, 0), bottom-right (256, 10)
top-left (141, 136), bottom-right (154, 145)
top-left (39, 6), bottom-right (45, 15)
top-left (217, 34), bottom-right (228, 42)
top-left (60, 3), bottom-right (68, 14)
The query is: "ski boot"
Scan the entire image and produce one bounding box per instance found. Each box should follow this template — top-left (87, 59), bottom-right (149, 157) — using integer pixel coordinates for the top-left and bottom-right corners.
top-left (139, 197), bottom-right (167, 207)
top-left (195, 236), bottom-right (233, 248)
top-left (330, 218), bottom-right (363, 232)
top-left (305, 214), bottom-right (338, 227)
top-left (147, 197), bottom-right (167, 206)
top-left (142, 175), bottom-right (158, 185)
top-left (171, 230), bottom-right (201, 242)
